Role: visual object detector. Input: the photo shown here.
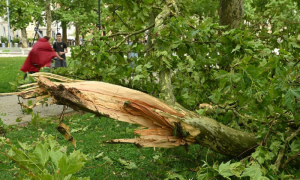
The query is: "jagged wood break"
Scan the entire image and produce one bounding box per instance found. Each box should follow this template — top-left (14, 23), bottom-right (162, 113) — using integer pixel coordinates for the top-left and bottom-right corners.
top-left (17, 73), bottom-right (257, 157)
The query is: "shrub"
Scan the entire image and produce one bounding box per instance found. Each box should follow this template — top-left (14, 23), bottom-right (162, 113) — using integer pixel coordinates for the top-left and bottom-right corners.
top-left (0, 133), bottom-right (90, 179)
top-left (0, 36), bottom-right (8, 43)
top-left (27, 38), bottom-right (34, 42)
top-left (12, 38), bottom-right (20, 43)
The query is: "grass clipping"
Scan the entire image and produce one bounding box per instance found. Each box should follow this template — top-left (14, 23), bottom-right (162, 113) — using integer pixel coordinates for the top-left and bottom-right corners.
top-left (17, 73), bottom-right (200, 148)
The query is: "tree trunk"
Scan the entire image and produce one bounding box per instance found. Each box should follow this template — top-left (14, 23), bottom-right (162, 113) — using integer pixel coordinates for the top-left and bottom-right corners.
top-left (62, 21), bottom-right (67, 43)
top-left (219, 0), bottom-right (244, 29)
top-left (159, 69), bottom-right (176, 104)
top-left (45, 0), bottom-right (52, 37)
top-left (17, 73), bottom-right (258, 157)
top-left (145, 11), bottom-right (155, 55)
top-left (75, 23), bottom-right (80, 45)
top-left (155, 5), bottom-right (176, 105)
top-left (21, 28), bottom-right (28, 48)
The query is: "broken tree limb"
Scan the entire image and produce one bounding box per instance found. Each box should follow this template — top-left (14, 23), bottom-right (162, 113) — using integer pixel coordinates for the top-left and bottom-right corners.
top-left (15, 73), bottom-right (258, 157)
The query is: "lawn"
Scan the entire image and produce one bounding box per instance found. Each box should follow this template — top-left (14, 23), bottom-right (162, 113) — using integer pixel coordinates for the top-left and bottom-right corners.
top-left (0, 57), bottom-right (25, 93)
top-left (0, 113), bottom-right (223, 179)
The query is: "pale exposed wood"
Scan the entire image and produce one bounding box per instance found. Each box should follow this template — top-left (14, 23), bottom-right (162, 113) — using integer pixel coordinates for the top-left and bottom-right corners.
top-left (13, 73), bottom-right (258, 157)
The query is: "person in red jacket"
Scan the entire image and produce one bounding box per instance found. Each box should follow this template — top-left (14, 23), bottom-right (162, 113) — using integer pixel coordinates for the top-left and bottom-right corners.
top-left (20, 36), bottom-right (62, 78)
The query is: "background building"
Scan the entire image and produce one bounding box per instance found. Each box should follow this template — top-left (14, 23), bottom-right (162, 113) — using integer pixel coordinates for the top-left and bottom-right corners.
top-left (0, 16), bottom-right (75, 42)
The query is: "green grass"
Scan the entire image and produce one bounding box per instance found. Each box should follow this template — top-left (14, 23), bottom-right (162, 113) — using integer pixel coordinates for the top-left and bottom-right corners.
top-left (0, 113), bottom-right (227, 179)
top-left (0, 57), bottom-right (25, 93)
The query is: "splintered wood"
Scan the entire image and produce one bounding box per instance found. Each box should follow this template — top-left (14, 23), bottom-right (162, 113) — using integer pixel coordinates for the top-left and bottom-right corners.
top-left (14, 73), bottom-right (259, 157)
top-left (19, 74), bottom-right (200, 149)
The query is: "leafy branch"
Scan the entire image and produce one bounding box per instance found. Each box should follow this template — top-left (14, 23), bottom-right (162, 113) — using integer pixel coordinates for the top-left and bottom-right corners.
top-left (274, 127), bottom-right (300, 169)
top-left (282, 149), bottom-right (300, 169)
top-left (101, 23), bottom-right (155, 39)
top-left (107, 23), bottom-right (155, 51)
top-left (0, 151), bottom-right (39, 178)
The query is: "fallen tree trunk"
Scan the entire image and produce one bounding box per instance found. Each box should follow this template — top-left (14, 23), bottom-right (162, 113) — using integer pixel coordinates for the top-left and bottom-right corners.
top-left (16, 73), bottom-right (258, 157)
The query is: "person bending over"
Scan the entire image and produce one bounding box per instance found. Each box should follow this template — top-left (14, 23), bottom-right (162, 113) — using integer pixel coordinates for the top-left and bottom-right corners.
top-left (20, 36), bottom-right (62, 79)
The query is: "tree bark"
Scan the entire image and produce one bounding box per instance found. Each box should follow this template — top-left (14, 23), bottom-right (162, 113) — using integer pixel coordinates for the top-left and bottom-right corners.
top-left (155, 5), bottom-right (176, 104)
top-left (75, 23), bottom-right (80, 45)
top-left (145, 11), bottom-right (155, 54)
top-left (219, 0), bottom-right (244, 29)
top-left (17, 73), bottom-right (258, 157)
top-left (62, 21), bottom-right (67, 43)
top-left (21, 28), bottom-right (28, 48)
top-left (159, 69), bottom-right (176, 105)
top-left (45, 0), bottom-right (52, 37)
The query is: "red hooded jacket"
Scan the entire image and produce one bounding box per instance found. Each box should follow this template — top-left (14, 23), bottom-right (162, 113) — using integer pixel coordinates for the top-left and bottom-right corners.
top-left (20, 38), bottom-right (57, 73)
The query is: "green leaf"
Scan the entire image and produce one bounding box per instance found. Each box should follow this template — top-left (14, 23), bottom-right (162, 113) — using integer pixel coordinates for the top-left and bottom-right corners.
top-left (49, 150), bottom-right (63, 167)
top-left (290, 140), bottom-right (300, 153)
top-left (260, 48), bottom-right (271, 56)
top-left (125, 162), bottom-right (137, 169)
top-left (252, 146), bottom-right (271, 164)
top-left (246, 65), bottom-right (261, 78)
top-left (118, 158), bottom-right (137, 169)
top-left (279, 172), bottom-right (294, 180)
top-left (133, 75), bottom-right (144, 82)
top-left (18, 141), bottom-right (32, 151)
top-left (172, 40), bottom-right (182, 48)
top-left (164, 173), bottom-right (185, 180)
top-left (15, 117), bottom-right (22, 122)
top-left (242, 163), bottom-right (262, 179)
top-left (219, 161), bottom-right (233, 177)
top-left (215, 70), bottom-right (228, 79)
top-left (8, 149), bottom-right (16, 157)
top-left (257, 177), bottom-right (270, 180)
top-left (209, 90), bottom-right (221, 103)
top-left (231, 44), bottom-right (241, 53)
top-left (284, 88), bottom-right (300, 112)
top-left (41, 174), bottom-right (53, 180)
top-left (64, 174), bottom-right (72, 180)
top-left (269, 141), bottom-right (283, 154)
top-left (144, 62), bottom-right (152, 69)
top-left (230, 162), bottom-right (245, 177)
top-left (144, 0), bottom-right (154, 4)
top-left (58, 151), bottom-right (86, 176)
top-left (94, 152), bottom-right (104, 159)
top-left (33, 142), bottom-right (49, 167)
top-left (103, 156), bottom-right (113, 164)
top-left (290, 88), bottom-right (300, 99)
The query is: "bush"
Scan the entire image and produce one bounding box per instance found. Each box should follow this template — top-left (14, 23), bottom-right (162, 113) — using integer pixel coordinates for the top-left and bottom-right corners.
top-left (12, 38), bottom-right (20, 43)
top-left (0, 36), bottom-right (8, 43)
top-left (0, 133), bottom-right (89, 179)
top-left (27, 38), bottom-right (34, 42)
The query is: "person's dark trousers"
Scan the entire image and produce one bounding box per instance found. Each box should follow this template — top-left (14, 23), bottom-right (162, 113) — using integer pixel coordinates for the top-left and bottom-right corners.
top-left (55, 59), bottom-right (67, 68)
top-left (23, 71), bottom-right (36, 79)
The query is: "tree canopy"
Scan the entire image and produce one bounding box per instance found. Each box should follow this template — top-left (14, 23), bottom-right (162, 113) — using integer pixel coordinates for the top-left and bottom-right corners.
top-left (49, 0), bottom-right (300, 178)
top-left (0, 0), bottom-right (42, 31)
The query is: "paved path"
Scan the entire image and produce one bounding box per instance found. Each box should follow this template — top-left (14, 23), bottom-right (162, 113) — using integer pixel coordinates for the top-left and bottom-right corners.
top-left (0, 95), bottom-right (73, 125)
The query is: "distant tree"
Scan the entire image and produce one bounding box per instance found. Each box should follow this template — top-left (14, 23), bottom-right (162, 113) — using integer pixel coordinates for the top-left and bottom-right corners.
top-left (53, 0), bottom-right (98, 43)
top-left (45, 0), bottom-right (52, 37)
top-left (0, 0), bottom-right (42, 48)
